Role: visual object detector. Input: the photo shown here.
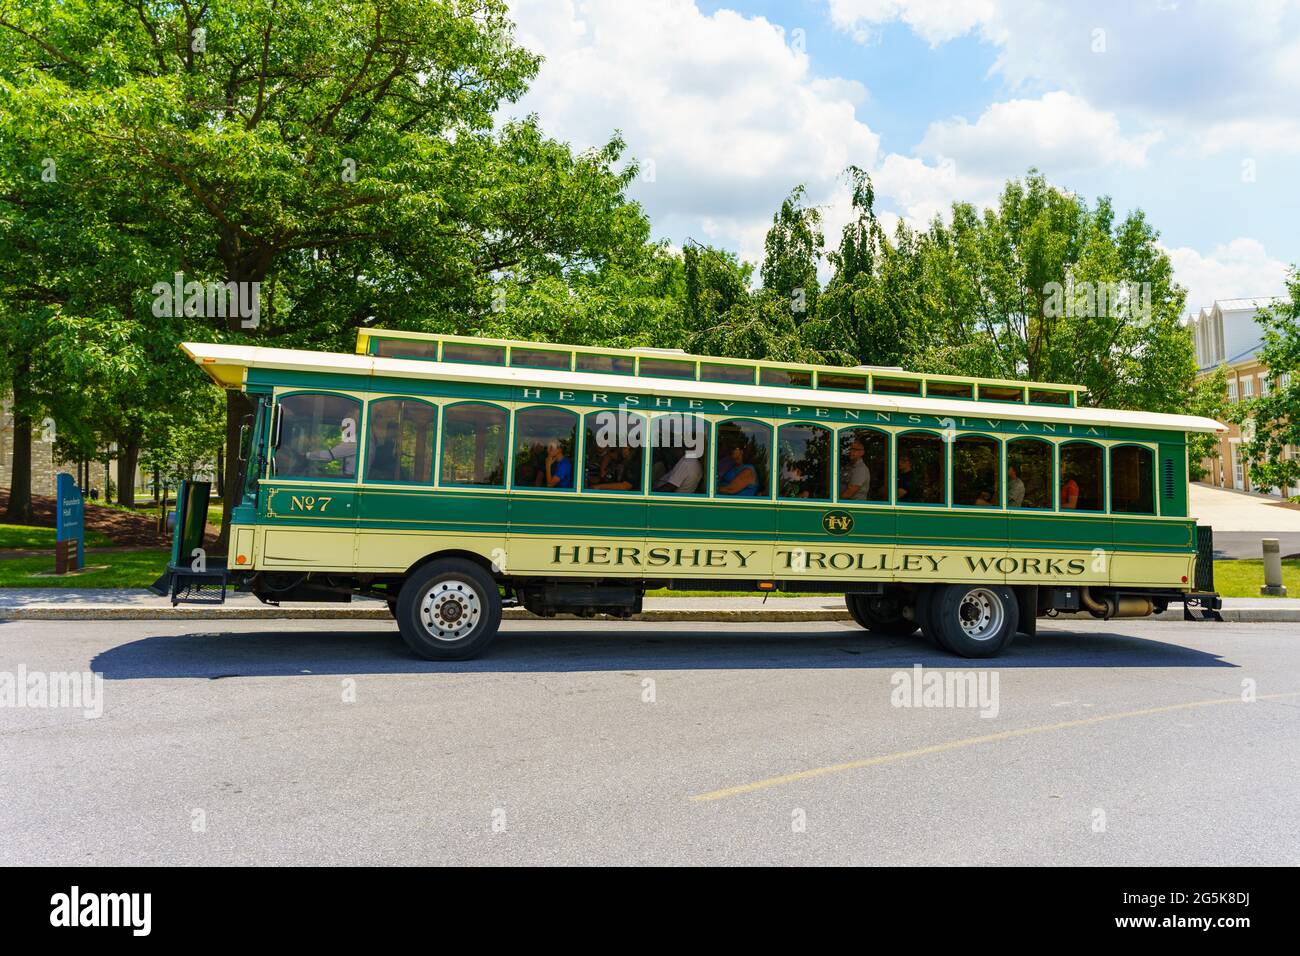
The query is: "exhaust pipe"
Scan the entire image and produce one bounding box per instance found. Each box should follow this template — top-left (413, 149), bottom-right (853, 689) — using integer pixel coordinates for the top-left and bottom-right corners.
top-left (1080, 588), bottom-right (1154, 620)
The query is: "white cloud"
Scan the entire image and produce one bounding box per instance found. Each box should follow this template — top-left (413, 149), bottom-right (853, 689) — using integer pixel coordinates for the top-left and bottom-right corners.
top-left (918, 92), bottom-right (1162, 175)
top-left (1165, 238), bottom-right (1292, 316)
top-left (872, 154), bottom-right (998, 227)
top-left (825, 0), bottom-right (1300, 137)
top-left (507, 0), bottom-right (880, 264)
top-left (827, 0), bottom-right (1002, 46)
top-left (1198, 119), bottom-right (1300, 156)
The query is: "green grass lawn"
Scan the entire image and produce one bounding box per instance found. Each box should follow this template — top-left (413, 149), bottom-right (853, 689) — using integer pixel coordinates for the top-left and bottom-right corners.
top-left (0, 548), bottom-right (169, 588)
top-left (85, 499), bottom-right (223, 526)
top-left (1212, 559), bottom-right (1299, 598)
top-left (0, 523), bottom-right (114, 550)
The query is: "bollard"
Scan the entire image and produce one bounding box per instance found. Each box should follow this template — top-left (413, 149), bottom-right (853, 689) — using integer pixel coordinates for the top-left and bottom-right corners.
top-left (1261, 538), bottom-right (1287, 596)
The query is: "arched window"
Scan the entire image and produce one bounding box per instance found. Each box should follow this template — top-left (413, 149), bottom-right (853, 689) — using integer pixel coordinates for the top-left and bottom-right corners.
top-left (650, 415), bottom-right (709, 495)
top-left (1110, 445), bottom-right (1155, 514)
top-left (1006, 438), bottom-right (1052, 509)
top-left (440, 403), bottom-right (507, 487)
top-left (364, 399), bottom-right (437, 484)
top-left (953, 434), bottom-right (1001, 507)
top-left (715, 419), bottom-right (771, 497)
top-left (1059, 441), bottom-right (1104, 511)
top-left (838, 427), bottom-right (890, 503)
top-left (778, 423), bottom-right (831, 500)
top-left (271, 392), bottom-right (362, 480)
top-left (896, 431), bottom-right (946, 505)
top-left (513, 406), bottom-right (578, 491)
top-left (584, 409), bottom-right (646, 492)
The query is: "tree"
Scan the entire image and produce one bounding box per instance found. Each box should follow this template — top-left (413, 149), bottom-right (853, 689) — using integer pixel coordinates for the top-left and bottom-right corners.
top-left (1235, 272), bottom-right (1300, 497)
top-left (759, 185), bottom-right (823, 321)
top-left (686, 187), bottom-right (829, 363)
top-left (2, 0), bottom-right (650, 543)
top-left (1186, 366), bottom-right (1228, 482)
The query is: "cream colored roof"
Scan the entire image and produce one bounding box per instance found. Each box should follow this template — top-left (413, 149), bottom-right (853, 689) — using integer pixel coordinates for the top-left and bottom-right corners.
top-left (182, 342), bottom-right (1228, 435)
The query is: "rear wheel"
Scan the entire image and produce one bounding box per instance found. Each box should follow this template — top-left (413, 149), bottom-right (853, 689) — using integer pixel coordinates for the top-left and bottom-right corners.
top-left (845, 592), bottom-right (919, 636)
top-left (929, 583), bottom-right (1018, 658)
top-left (395, 559), bottom-right (502, 661)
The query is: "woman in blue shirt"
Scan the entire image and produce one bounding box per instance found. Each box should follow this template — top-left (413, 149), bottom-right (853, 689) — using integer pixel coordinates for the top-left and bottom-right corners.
top-left (718, 443), bottom-right (759, 496)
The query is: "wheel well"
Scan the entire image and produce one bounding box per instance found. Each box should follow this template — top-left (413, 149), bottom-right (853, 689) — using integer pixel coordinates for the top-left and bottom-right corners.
top-left (402, 549), bottom-right (500, 582)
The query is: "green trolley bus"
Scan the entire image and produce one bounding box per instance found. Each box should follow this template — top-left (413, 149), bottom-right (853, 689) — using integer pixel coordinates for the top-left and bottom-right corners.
top-left (154, 329), bottom-right (1227, 660)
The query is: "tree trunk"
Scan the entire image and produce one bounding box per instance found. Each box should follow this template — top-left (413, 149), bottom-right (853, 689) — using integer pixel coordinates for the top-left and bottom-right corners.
top-left (116, 440), bottom-right (140, 507)
top-left (216, 389), bottom-right (254, 555)
top-left (4, 411), bottom-right (34, 523)
top-left (4, 358), bottom-right (35, 523)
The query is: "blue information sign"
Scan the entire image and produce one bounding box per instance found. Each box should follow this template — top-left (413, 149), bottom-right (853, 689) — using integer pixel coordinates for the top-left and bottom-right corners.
top-left (56, 473), bottom-right (84, 569)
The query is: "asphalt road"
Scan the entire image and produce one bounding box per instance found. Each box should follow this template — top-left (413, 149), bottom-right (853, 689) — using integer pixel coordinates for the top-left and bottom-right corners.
top-left (1214, 531), bottom-right (1300, 560)
top-left (2, 617), bottom-right (1298, 866)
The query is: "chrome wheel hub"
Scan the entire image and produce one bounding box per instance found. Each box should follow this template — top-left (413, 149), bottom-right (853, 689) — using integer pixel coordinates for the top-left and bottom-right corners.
top-left (958, 588), bottom-right (1003, 641)
top-left (420, 579), bottom-right (482, 642)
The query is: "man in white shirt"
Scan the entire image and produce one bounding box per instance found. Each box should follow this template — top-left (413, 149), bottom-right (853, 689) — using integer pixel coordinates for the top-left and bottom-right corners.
top-left (841, 438), bottom-right (870, 500)
top-left (655, 451), bottom-right (703, 494)
top-left (1007, 464), bottom-right (1026, 508)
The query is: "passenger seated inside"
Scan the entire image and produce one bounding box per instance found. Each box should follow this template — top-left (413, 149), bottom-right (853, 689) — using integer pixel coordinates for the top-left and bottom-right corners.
top-left (896, 453), bottom-right (916, 502)
top-left (590, 444), bottom-right (640, 491)
top-left (1006, 465), bottom-right (1025, 508)
top-left (1060, 472), bottom-right (1080, 509)
top-left (717, 442), bottom-right (759, 496)
top-left (840, 438), bottom-right (870, 501)
top-left (543, 439), bottom-right (573, 489)
top-left (653, 448), bottom-right (703, 494)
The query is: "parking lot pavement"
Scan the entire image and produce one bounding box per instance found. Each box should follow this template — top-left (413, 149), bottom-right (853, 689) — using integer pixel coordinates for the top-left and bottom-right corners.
top-left (1, 617), bottom-right (1297, 866)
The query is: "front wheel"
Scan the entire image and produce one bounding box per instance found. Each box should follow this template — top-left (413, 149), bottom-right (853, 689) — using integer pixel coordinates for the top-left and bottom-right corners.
top-left (929, 584), bottom-right (1018, 658)
top-left (396, 559), bottom-right (502, 661)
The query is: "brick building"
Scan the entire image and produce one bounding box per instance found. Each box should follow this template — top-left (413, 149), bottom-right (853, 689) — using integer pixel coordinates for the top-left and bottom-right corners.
top-left (1190, 297), bottom-right (1298, 498)
top-left (0, 396), bottom-right (68, 499)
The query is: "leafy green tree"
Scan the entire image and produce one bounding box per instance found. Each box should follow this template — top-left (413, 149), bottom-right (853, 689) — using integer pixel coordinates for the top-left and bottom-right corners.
top-left (940, 174), bottom-right (1193, 412)
top-left (1235, 273), bottom-right (1300, 497)
top-left (2, 0), bottom-right (651, 542)
top-left (686, 187), bottom-right (828, 363)
top-left (760, 185), bottom-right (823, 321)
top-left (808, 168), bottom-right (938, 368)
top-left (1186, 366), bottom-right (1228, 482)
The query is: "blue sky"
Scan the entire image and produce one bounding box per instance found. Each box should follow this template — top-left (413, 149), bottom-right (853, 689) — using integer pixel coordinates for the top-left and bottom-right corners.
top-left (507, 0), bottom-right (1299, 313)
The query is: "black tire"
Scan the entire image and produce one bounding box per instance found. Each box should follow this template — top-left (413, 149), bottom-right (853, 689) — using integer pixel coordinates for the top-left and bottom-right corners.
top-left (395, 559), bottom-right (502, 661)
top-left (845, 593), bottom-right (920, 636)
top-left (929, 583), bottom-right (1018, 658)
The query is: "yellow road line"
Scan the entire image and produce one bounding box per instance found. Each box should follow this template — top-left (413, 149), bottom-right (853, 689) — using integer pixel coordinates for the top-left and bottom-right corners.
top-left (690, 691), bottom-right (1300, 803)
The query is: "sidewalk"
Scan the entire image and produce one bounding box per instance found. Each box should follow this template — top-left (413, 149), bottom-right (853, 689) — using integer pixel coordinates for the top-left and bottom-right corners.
top-left (0, 589), bottom-right (1296, 623)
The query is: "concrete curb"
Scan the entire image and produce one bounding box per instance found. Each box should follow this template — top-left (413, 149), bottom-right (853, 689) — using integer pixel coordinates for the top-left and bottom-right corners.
top-left (0, 606), bottom-right (854, 623)
top-left (1, 607), bottom-right (1297, 624)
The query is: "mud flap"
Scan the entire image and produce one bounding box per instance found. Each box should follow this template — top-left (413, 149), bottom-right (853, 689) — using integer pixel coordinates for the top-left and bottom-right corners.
top-left (1015, 585), bottom-right (1038, 637)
